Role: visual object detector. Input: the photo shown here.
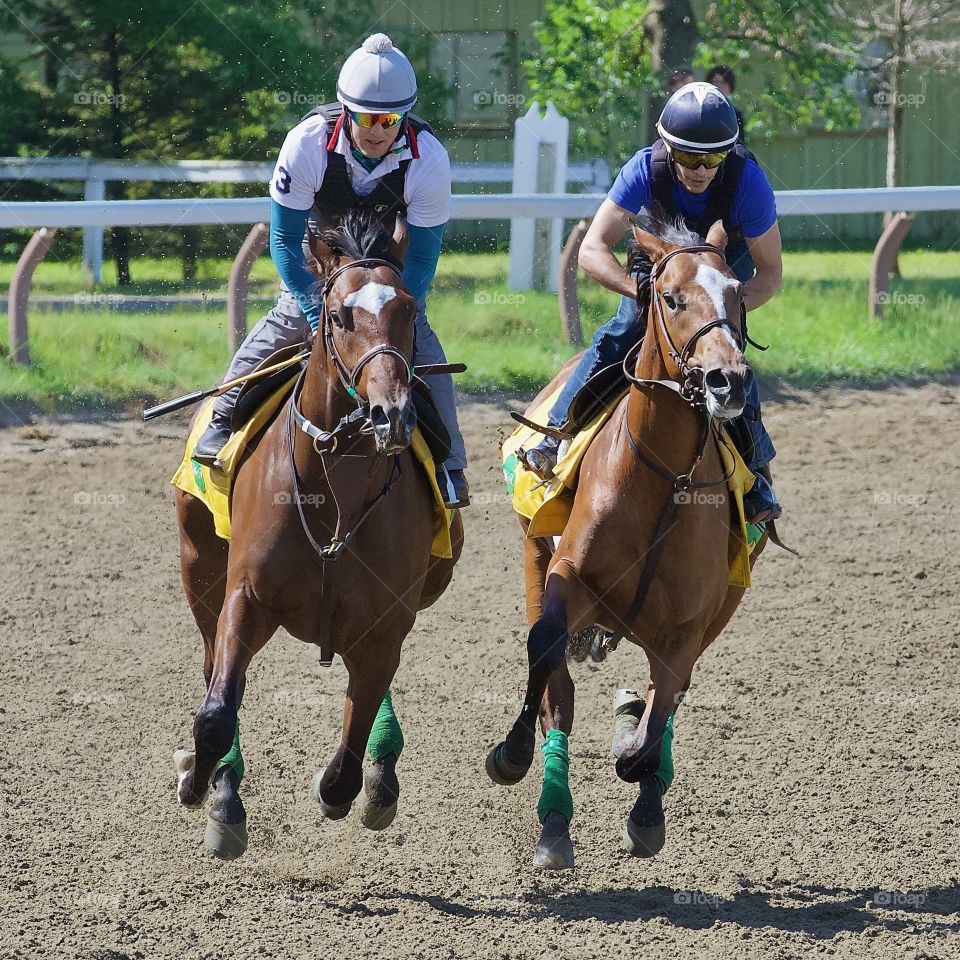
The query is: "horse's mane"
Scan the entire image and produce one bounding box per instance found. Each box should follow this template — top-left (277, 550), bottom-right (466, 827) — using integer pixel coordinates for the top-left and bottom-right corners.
top-left (627, 214), bottom-right (703, 273)
top-left (319, 210), bottom-right (397, 265)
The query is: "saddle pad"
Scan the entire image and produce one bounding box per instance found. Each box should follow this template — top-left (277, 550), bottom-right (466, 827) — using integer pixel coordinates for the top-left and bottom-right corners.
top-left (172, 383), bottom-right (454, 559)
top-left (501, 383), bottom-right (760, 589)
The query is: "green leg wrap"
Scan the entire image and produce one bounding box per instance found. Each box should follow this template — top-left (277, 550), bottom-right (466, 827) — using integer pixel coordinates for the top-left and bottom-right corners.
top-left (366, 688), bottom-right (404, 764)
top-left (655, 713), bottom-right (675, 795)
top-left (216, 716), bottom-right (244, 782)
top-left (537, 728), bottom-right (574, 824)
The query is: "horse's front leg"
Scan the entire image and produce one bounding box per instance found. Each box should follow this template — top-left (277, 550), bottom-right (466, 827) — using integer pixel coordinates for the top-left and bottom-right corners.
top-left (613, 630), bottom-right (701, 858)
top-left (312, 640), bottom-right (401, 820)
top-left (486, 565), bottom-right (576, 787)
top-left (533, 658), bottom-right (576, 870)
top-left (175, 587), bottom-right (276, 858)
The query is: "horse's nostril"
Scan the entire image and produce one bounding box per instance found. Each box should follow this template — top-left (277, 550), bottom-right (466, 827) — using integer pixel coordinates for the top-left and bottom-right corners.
top-left (370, 405), bottom-right (390, 432)
top-left (705, 369), bottom-right (729, 392)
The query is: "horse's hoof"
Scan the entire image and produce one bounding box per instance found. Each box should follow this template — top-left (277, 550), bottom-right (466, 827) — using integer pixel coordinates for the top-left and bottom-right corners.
top-left (311, 771), bottom-right (352, 821)
top-left (622, 816), bottom-right (666, 858)
top-left (622, 776), bottom-right (665, 858)
top-left (204, 814), bottom-right (248, 860)
top-left (533, 811), bottom-right (575, 870)
top-left (358, 754), bottom-right (399, 831)
top-left (485, 741), bottom-right (532, 786)
top-left (173, 748), bottom-right (208, 809)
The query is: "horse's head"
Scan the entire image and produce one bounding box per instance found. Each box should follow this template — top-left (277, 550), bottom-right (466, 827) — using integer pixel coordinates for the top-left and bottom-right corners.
top-left (308, 211), bottom-right (417, 453)
top-left (630, 217), bottom-right (749, 420)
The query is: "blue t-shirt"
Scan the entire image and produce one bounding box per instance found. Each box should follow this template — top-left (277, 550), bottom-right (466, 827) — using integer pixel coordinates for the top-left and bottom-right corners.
top-left (609, 146), bottom-right (777, 239)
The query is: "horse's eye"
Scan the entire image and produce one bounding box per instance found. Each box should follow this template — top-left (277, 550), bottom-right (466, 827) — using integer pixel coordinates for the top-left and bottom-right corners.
top-left (662, 292), bottom-right (676, 310)
top-left (330, 309), bottom-right (344, 329)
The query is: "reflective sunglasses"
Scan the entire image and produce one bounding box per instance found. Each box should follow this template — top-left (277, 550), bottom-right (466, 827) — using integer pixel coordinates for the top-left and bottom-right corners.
top-left (666, 144), bottom-right (730, 170)
top-left (349, 109), bottom-right (406, 130)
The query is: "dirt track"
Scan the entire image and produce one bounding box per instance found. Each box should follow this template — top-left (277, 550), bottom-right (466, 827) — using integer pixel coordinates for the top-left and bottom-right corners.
top-left (1, 381), bottom-right (959, 959)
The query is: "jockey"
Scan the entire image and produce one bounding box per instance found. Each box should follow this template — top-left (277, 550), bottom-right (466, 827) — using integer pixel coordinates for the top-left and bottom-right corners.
top-left (523, 82), bottom-right (783, 523)
top-left (192, 33), bottom-right (469, 508)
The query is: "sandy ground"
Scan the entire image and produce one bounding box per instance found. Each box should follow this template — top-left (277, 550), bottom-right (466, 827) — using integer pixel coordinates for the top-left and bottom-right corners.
top-left (1, 381), bottom-right (959, 959)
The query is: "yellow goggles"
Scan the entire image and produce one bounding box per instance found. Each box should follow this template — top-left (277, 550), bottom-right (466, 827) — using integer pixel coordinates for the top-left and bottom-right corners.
top-left (666, 144), bottom-right (730, 170)
top-left (349, 109), bottom-right (406, 130)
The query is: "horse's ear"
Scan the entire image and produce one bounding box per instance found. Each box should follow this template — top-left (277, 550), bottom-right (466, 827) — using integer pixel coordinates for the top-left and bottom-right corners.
top-left (387, 216), bottom-right (408, 269)
top-left (307, 233), bottom-right (340, 279)
top-left (631, 222), bottom-right (677, 263)
top-left (705, 219), bottom-right (728, 252)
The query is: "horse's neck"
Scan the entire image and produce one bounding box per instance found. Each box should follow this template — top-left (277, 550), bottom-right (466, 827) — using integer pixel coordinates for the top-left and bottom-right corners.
top-left (624, 312), bottom-right (708, 477)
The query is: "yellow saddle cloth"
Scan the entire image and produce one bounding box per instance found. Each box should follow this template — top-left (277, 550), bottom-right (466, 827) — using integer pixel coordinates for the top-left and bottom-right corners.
top-left (501, 384), bottom-right (761, 588)
top-left (171, 384), bottom-right (454, 559)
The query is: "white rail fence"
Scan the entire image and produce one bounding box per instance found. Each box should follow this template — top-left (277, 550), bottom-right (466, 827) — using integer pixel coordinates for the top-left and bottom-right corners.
top-left (0, 154), bottom-right (612, 283)
top-left (2, 185), bottom-right (959, 364)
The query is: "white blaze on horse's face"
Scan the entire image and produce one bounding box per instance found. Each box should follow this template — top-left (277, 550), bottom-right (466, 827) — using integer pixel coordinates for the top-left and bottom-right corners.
top-left (691, 263), bottom-right (747, 420)
top-left (343, 281), bottom-right (397, 317)
top-left (694, 264), bottom-right (740, 347)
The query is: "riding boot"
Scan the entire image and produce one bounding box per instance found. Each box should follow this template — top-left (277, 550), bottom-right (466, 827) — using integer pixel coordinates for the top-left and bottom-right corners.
top-left (193, 408), bottom-right (234, 467)
top-left (436, 464), bottom-right (470, 509)
top-left (521, 433), bottom-right (561, 480)
top-left (743, 463), bottom-right (781, 524)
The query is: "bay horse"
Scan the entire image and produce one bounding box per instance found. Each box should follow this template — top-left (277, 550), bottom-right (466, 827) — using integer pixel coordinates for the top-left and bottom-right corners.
top-left (173, 211), bottom-right (463, 858)
top-left (487, 217), bottom-right (767, 869)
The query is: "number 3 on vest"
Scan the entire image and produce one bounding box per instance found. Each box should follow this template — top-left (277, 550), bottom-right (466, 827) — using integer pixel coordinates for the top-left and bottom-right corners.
top-left (275, 165), bottom-right (292, 195)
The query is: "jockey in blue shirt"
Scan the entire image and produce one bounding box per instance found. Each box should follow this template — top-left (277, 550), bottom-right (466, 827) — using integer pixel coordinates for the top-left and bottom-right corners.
top-left (192, 33), bottom-right (469, 508)
top-left (523, 82), bottom-right (783, 523)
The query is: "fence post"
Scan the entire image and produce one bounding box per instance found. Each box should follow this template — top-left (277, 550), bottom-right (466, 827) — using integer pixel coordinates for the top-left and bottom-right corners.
top-left (8, 227), bottom-right (57, 366)
top-left (558, 219), bottom-right (588, 345)
top-left (508, 101), bottom-right (569, 292)
top-left (227, 222), bottom-right (269, 353)
top-left (868, 212), bottom-right (914, 319)
top-left (82, 177), bottom-right (105, 283)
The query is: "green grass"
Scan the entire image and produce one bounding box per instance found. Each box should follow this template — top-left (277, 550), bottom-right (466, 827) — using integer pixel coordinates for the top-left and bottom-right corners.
top-left (1, 250), bottom-right (959, 411)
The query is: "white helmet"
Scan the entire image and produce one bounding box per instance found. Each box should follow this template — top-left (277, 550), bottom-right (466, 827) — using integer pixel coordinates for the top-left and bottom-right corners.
top-left (337, 34), bottom-right (418, 113)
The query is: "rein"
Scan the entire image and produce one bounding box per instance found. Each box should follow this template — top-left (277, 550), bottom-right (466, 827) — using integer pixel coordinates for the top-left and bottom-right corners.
top-left (610, 242), bottom-right (744, 644)
top-left (284, 255), bottom-right (412, 665)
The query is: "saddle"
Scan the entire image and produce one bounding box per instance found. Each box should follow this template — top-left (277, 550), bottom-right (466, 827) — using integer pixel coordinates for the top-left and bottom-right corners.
top-left (231, 345), bottom-right (452, 466)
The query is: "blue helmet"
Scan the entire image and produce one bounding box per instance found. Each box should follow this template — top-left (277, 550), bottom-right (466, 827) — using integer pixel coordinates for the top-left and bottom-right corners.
top-left (656, 82), bottom-right (739, 152)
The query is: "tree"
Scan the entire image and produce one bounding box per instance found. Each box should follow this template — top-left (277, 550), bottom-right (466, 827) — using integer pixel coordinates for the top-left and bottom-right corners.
top-left (837, 0), bottom-right (960, 238)
top-left (0, 0), bottom-right (371, 281)
top-left (525, 0), bottom-right (861, 164)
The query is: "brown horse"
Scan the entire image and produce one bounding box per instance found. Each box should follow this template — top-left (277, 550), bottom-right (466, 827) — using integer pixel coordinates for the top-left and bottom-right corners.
top-left (487, 218), bottom-right (767, 869)
top-left (173, 211), bottom-right (463, 858)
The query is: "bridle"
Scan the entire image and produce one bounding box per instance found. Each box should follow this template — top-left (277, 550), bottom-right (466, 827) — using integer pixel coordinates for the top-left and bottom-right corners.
top-left (320, 257), bottom-right (413, 402)
top-left (285, 256), bottom-right (413, 565)
top-left (283, 254), bottom-right (416, 667)
top-left (289, 256), bottom-right (414, 455)
top-left (623, 243), bottom-right (746, 405)
top-left (608, 241), bottom-right (748, 651)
